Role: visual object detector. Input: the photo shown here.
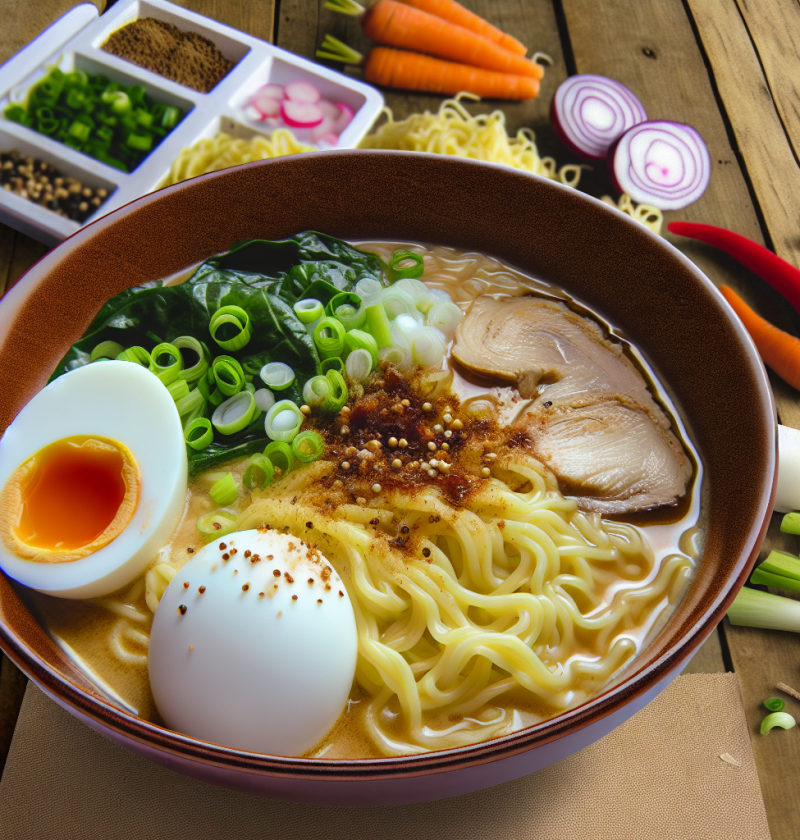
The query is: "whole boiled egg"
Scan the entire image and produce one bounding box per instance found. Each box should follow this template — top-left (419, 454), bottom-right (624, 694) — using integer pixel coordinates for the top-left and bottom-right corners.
top-left (148, 529), bottom-right (358, 756)
top-left (0, 361), bottom-right (187, 598)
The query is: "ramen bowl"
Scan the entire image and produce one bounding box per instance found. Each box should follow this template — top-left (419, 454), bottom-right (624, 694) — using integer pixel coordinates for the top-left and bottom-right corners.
top-left (0, 151), bottom-right (775, 805)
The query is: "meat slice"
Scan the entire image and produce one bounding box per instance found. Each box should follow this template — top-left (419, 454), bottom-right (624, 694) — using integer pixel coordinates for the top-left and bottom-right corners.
top-left (452, 295), bottom-right (691, 512)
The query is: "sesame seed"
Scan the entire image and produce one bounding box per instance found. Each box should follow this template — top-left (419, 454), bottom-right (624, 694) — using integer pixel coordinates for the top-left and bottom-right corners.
top-left (356, 496), bottom-right (367, 505)
top-left (388, 437), bottom-right (398, 448)
top-left (392, 458), bottom-right (402, 469)
top-left (333, 479), bottom-right (343, 489)
top-left (481, 467), bottom-right (491, 478)
top-left (444, 430), bottom-right (453, 439)
top-left (429, 459), bottom-right (439, 468)
top-left (372, 483), bottom-right (382, 493)
top-left (399, 438), bottom-right (408, 448)
top-left (427, 441), bottom-right (437, 451)
top-left (189, 645), bottom-right (194, 651)
top-left (368, 439), bottom-right (381, 451)
top-left (341, 461), bottom-right (351, 471)
top-left (219, 542), bottom-right (227, 550)
top-left (273, 569), bottom-right (281, 577)
top-left (441, 442), bottom-right (450, 451)
top-left (340, 425), bottom-right (350, 436)
top-left (443, 413), bottom-right (453, 424)
top-left (422, 402), bottom-right (433, 412)
top-left (308, 578), bottom-right (314, 585)
top-left (183, 582), bottom-right (189, 589)
top-left (433, 424), bottom-right (443, 433)
top-left (300, 404), bottom-right (312, 415)
top-left (427, 469), bottom-right (437, 478)
top-left (450, 419), bottom-right (464, 430)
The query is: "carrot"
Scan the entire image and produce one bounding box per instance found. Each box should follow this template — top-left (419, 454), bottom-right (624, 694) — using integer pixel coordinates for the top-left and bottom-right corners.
top-left (398, 0), bottom-right (528, 56)
top-left (317, 36), bottom-right (540, 100)
top-left (325, 0), bottom-right (543, 80)
top-left (720, 285), bottom-right (800, 390)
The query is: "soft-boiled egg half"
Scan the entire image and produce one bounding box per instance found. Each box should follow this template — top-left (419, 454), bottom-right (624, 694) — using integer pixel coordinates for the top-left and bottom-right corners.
top-left (149, 529), bottom-right (358, 756)
top-left (0, 361), bottom-right (186, 598)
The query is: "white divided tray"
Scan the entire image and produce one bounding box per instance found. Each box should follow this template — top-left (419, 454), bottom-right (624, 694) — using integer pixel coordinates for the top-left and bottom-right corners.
top-left (0, 0), bottom-right (384, 245)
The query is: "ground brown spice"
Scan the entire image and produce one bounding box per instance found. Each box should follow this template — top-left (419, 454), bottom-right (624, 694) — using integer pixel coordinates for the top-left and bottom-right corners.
top-left (102, 18), bottom-right (234, 93)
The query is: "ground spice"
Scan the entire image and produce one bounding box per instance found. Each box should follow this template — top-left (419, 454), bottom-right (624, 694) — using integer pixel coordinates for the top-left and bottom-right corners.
top-left (102, 18), bottom-right (235, 94)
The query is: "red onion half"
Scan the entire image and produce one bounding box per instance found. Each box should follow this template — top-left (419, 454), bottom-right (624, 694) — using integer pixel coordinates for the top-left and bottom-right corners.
top-left (551, 74), bottom-right (647, 161)
top-left (608, 120), bottom-right (710, 210)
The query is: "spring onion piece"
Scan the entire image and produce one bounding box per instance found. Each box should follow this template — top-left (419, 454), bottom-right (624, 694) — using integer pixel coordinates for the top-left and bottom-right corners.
top-left (167, 379), bottom-right (190, 403)
top-left (265, 399), bottom-right (304, 442)
top-left (426, 300), bottom-right (464, 340)
top-left (324, 369), bottom-right (348, 412)
top-left (293, 298), bottom-right (324, 335)
top-left (391, 313), bottom-right (421, 348)
top-left (781, 512), bottom-right (800, 535)
top-left (90, 340), bottom-right (125, 361)
top-left (196, 509), bottom-right (237, 539)
top-left (254, 388), bottom-right (276, 413)
top-left (750, 550), bottom-right (800, 593)
top-left (412, 327), bottom-right (448, 368)
top-left (173, 336), bottom-right (210, 384)
top-left (760, 712), bottom-right (796, 734)
top-left (259, 361), bottom-right (295, 391)
top-left (389, 249), bottom-right (425, 280)
top-left (313, 317), bottom-right (346, 360)
top-left (209, 472), bottom-right (238, 506)
top-left (345, 348), bottom-right (373, 382)
top-left (184, 417), bottom-right (213, 450)
top-left (212, 390), bottom-right (257, 435)
top-left (379, 344), bottom-right (412, 370)
top-left (329, 292), bottom-right (366, 330)
top-left (116, 346), bottom-right (151, 366)
top-left (209, 305), bottom-right (251, 351)
top-left (175, 388), bottom-right (206, 427)
top-left (243, 454), bottom-right (274, 490)
top-left (366, 301), bottom-right (393, 349)
top-left (208, 388), bottom-right (225, 407)
top-left (303, 375), bottom-right (332, 409)
top-left (728, 586), bottom-right (800, 632)
top-left (344, 329), bottom-right (379, 365)
top-left (393, 278), bottom-right (430, 309)
top-left (212, 355), bottom-right (245, 397)
top-left (245, 381), bottom-right (256, 394)
top-left (264, 440), bottom-right (295, 475)
top-left (382, 286), bottom-right (421, 322)
top-left (292, 430), bottom-right (325, 463)
top-left (355, 277), bottom-right (382, 304)
top-left (765, 697), bottom-right (786, 712)
top-left (149, 342), bottom-right (183, 385)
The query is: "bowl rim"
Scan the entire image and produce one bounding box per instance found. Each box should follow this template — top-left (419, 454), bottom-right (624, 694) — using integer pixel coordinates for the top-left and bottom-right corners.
top-left (0, 150), bottom-right (777, 779)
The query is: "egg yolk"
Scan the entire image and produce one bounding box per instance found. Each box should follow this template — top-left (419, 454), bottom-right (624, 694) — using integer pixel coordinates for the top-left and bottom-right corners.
top-left (0, 435), bottom-right (141, 563)
top-left (15, 437), bottom-right (127, 550)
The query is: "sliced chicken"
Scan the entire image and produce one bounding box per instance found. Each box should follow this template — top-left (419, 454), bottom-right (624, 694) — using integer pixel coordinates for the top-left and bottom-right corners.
top-left (453, 295), bottom-right (691, 512)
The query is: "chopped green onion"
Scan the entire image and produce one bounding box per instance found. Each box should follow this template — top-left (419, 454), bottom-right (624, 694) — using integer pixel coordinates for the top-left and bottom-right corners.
top-left (382, 286), bottom-right (420, 322)
top-left (781, 512), bottom-right (800, 535)
top-left (185, 417), bottom-right (213, 450)
top-left (345, 348), bottom-right (373, 382)
top-left (389, 249), bottom-right (425, 280)
top-left (329, 292), bottom-right (366, 330)
top-left (355, 277), bottom-right (383, 306)
top-left (264, 440), bottom-right (295, 475)
top-left (167, 379), bottom-right (190, 403)
top-left (412, 327), bottom-right (447, 368)
top-left (210, 472), bottom-right (238, 506)
top-left (293, 298), bottom-right (324, 325)
top-left (302, 375), bottom-right (331, 409)
top-left (254, 388), bottom-right (275, 413)
top-left (765, 697), bottom-right (785, 712)
top-left (90, 340), bottom-right (125, 361)
top-left (761, 711), bottom-right (796, 734)
top-left (379, 344), bottom-right (412, 370)
top-left (243, 454), bottom-right (274, 490)
top-left (210, 305), bottom-right (251, 351)
top-left (149, 342), bottom-right (183, 384)
top-left (208, 388), bottom-right (225, 407)
top-left (196, 509), bottom-right (237, 539)
top-left (116, 345), bottom-right (151, 366)
top-left (260, 362), bottom-right (295, 391)
top-left (175, 388), bottom-right (206, 427)
top-left (728, 586), bottom-right (800, 632)
top-left (173, 336), bottom-right (210, 385)
top-left (265, 399), bottom-right (304, 442)
top-left (426, 299), bottom-right (464, 340)
top-left (126, 132), bottom-right (153, 152)
top-left (344, 329), bottom-right (379, 365)
top-left (292, 430), bottom-right (325, 463)
top-left (313, 317), bottom-right (346, 360)
top-left (321, 357), bottom-right (345, 376)
top-left (68, 120), bottom-right (91, 143)
top-left (212, 355), bottom-right (245, 396)
top-left (324, 369), bottom-right (348, 412)
top-left (212, 391), bottom-right (257, 435)
top-left (750, 549), bottom-right (800, 593)
top-left (365, 302), bottom-right (393, 349)
top-left (161, 105), bottom-right (181, 129)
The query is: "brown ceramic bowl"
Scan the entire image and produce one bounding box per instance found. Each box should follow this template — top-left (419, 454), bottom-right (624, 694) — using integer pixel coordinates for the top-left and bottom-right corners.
top-left (0, 152), bottom-right (775, 805)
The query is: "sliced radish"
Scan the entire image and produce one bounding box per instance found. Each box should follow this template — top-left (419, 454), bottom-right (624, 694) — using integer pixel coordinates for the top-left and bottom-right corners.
top-left (257, 83), bottom-right (285, 101)
top-left (252, 93), bottom-right (281, 119)
top-left (333, 103), bottom-right (354, 135)
top-left (310, 118), bottom-right (337, 143)
top-left (318, 132), bottom-right (339, 146)
top-left (285, 81), bottom-right (321, 104)
top-left (280, 100), bottom-right (324, 128)
top-left (607, 120), bottom-right (710, 210)
top-left (318, 99), bottom-right (340, 120)
top-left (551, 74), bottom-right (647, 162)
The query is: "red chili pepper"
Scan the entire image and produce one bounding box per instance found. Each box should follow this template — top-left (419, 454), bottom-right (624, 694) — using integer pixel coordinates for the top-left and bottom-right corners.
top-left (668, 221), bottom-right (800, 316)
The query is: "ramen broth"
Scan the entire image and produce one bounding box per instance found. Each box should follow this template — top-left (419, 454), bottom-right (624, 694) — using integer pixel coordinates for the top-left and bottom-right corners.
top-left (21, 242), bottom-right (702, 759)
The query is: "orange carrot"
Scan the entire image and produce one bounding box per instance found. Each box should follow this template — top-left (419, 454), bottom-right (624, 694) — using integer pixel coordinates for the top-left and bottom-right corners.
top-left (364, 46), bottom-right (540, 99)
top-left (398, 0), bottom-right (528, 56)
top-left (720, 285), bottom-right (800, 390)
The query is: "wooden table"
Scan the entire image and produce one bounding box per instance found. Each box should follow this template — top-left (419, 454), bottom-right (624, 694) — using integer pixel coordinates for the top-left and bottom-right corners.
top-left (2, 0), bottom-right (800, 836)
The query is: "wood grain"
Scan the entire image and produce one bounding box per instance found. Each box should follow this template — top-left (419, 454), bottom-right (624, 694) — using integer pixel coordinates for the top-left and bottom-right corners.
top-left (167, 0), bottom-right (275, 43)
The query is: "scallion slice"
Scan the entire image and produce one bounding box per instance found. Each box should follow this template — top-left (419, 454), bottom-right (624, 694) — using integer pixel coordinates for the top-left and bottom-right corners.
top-left (321, 357), bottom-right (345, 376)
top-left (313, 317), bottom-right (346, 360)
top-left (116, 345), bottom-right (151, 366)
top-left (196, 509), bottom-right (237, 539)
top-left (212, 355), bottom-right (245, 397)
top-left (765, 698), bottom-right (786, 712)
top-left (426, 300), bottom-right (464, 340)
top-left (345, 348), bottom-right (373, 382)
top-left (293, 298), bottom-right (324, 325)
top-left (173, 335), bottom-right (210, 385)
top-left (90, 340), bottom-right (125, 361)
top-left (243, 454), bottom-right (274, 490)
top-left (254, 388), bottom-right (275, 413)
top-left (344, 329), bottom-right (379, 365)
top-left (210, 305), bottom-right (252, 351)
top-left (167, 379), bottom-right (190, 403)
top-left (389, 249), bottom-right (425, 280)
top-left (382, 286), bottom-right (420, 322)
top-left (303, 375), bottom-right (331, 409)
top-left (781, 512), bottom-right (800, 535)
top-left (149, 342), bottom-right (183, 385)
top-left (264, 440), bottom-right (295, 475)
top-left (260, 362), bottom-right (295, 391)
top-left (329, 292), bottom-right (366, 330)
top-left (210, 472), bottom-right (238, 506)
top-left (292, 430), bottom-right (325, 463)
top-left (212, 390), bottom-right (257, 435)
top-left (761, 712), bottom-right (796, 734)
top-left (175, 388), bottom-right (206, 427)
top-left (379, 344), bottom-right (412, 370)
top-left (185, 417), bottom-right (213, 450)
top-left (412, 327), bottom-right (447, 368)
top-left (324, 369), bottom-right (348, 412)
top-left (365, 302), bottom-right (393, 349)
top-left (265, 399), bottom-right (304, 442)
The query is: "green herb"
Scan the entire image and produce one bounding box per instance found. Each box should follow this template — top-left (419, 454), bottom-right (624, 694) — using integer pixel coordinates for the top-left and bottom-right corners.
top-left (765, 697), bottom-right (785, 712)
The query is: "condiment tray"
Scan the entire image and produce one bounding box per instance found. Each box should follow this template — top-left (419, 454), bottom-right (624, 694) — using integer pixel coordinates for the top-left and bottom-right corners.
top-left (0, 0), bottom-right (384, 246)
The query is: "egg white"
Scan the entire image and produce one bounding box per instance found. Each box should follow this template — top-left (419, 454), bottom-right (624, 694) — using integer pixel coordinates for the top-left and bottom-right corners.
top-left (0, 361), bottom-right (187, 598)
top-left (149, 529), bottom-right (358, 756)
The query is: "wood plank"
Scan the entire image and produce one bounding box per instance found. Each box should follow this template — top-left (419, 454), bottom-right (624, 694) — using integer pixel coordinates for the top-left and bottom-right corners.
top-left (680, 628), bottom-right (726, 674)
top-left (168, 0), bottom-right (275, 43)
top-left (0, 654), bottom-right (26, 780)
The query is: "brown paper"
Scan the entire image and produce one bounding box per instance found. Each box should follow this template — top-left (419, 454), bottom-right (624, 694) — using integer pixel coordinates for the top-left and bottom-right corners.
top-left (0, 674), bottom-right (770, 839)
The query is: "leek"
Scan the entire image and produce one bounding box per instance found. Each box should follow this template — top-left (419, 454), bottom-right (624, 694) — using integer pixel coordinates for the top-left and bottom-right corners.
top-left (210, 305), bottom-right (251, 351)
top-left (727, 586), bottom-right (800, 632)
top-left (264, 440), bottom-right (295, 475)
top-left (292, 430), bottom-right (325, 463)
top-left (781, 512), bottom-right (800, 535)
top-left (761, 712), bottom-right (796, 734)
top-left (210, 472), bottom-right (238, 506)
top-left (243, 454), bottom-right (274, 490)
top-left (750, 550), bottom-right (800, 593)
